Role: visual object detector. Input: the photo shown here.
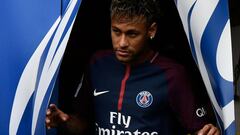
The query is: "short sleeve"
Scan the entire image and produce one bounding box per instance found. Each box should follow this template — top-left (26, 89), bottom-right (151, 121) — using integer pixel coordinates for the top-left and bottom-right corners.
top-left (167, 65), bottom-right (216, 133)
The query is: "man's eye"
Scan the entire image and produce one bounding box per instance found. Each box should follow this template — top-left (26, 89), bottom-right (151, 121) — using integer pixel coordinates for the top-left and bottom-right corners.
top-left (128, 33), bottom-right (137, 38)
top-left (112, 29), bottom-right (120, 34)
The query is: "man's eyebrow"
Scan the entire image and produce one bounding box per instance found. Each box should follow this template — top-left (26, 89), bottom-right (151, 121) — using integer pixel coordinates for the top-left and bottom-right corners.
top-left (111, 26), bottom-right (118, 29)
top-left (126, 29), bottom-right (139, 33)
top-left (111, 26), bottom-right (120, 30)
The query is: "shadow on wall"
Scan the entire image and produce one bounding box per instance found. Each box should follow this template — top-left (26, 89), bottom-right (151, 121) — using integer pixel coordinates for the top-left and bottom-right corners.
top-left (229, 0), bottom-right (240, 133)
top-left (58, 0), bottom-right (112, 113)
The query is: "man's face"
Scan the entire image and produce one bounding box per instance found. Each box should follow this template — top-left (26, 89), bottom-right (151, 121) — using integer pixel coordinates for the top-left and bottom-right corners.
top-left (111, 16), bottom-right (154, 64)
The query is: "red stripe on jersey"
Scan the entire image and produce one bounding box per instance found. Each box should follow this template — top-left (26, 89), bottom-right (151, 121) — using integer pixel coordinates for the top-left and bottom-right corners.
top-left (118, 65), bottom-right (131, 111)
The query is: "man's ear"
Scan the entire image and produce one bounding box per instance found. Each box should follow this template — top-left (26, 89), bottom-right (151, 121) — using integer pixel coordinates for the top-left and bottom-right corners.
top-left (148, 22), bottom-right (157, 39)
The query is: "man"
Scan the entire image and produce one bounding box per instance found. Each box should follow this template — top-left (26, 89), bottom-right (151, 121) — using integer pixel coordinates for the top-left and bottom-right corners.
top-left (46, 0), bottom-right (220, 134)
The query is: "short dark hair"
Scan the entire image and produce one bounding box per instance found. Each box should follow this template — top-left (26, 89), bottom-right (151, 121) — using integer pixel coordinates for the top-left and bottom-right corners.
top-left (110, 0), bottom-right (161, 25)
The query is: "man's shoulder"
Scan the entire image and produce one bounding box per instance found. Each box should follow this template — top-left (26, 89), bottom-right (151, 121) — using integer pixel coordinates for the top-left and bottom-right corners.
top-left (152, 54), bottom-right (185, 71)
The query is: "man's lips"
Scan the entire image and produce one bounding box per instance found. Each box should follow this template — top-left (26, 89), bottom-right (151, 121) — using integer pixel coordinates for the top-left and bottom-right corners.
top-left (116, 50), bottom-right (130, 57)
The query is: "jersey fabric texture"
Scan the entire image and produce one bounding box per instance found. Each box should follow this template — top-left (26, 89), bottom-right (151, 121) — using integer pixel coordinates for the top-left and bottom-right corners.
top-left (79, 50), bottom-right (214, 135)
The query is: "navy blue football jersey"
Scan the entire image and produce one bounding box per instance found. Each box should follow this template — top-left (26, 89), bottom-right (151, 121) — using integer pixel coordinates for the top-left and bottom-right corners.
top-left (77, 50), bottom-right (214, 135)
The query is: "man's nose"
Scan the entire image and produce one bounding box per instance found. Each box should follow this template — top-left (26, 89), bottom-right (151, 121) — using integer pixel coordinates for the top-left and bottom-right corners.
top-left (119, 35), bottom-right (129, 47)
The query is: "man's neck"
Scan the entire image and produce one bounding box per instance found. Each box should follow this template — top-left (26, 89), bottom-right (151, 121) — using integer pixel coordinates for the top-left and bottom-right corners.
top-left (128, 49), bottom-right (155, 66)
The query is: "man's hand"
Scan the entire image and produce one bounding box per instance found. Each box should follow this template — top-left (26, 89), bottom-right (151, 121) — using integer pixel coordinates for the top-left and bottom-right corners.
top-left (45, 104), bottom-right (69, 129)
top-left (196, 124), bottom-right (220, 135)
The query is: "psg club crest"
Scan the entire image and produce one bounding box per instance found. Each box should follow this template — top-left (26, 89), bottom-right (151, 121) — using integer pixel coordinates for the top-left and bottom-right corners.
top-left (136, 91), bottom-right (153, 108)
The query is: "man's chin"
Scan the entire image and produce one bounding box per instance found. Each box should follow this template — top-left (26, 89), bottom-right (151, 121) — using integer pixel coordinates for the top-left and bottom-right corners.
top-left (116, 55), bottom-right (132, 64)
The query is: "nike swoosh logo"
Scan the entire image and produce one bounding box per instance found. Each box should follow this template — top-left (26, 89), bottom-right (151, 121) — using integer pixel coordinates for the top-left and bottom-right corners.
top-left (94, 89), bottom-right (109, 96)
